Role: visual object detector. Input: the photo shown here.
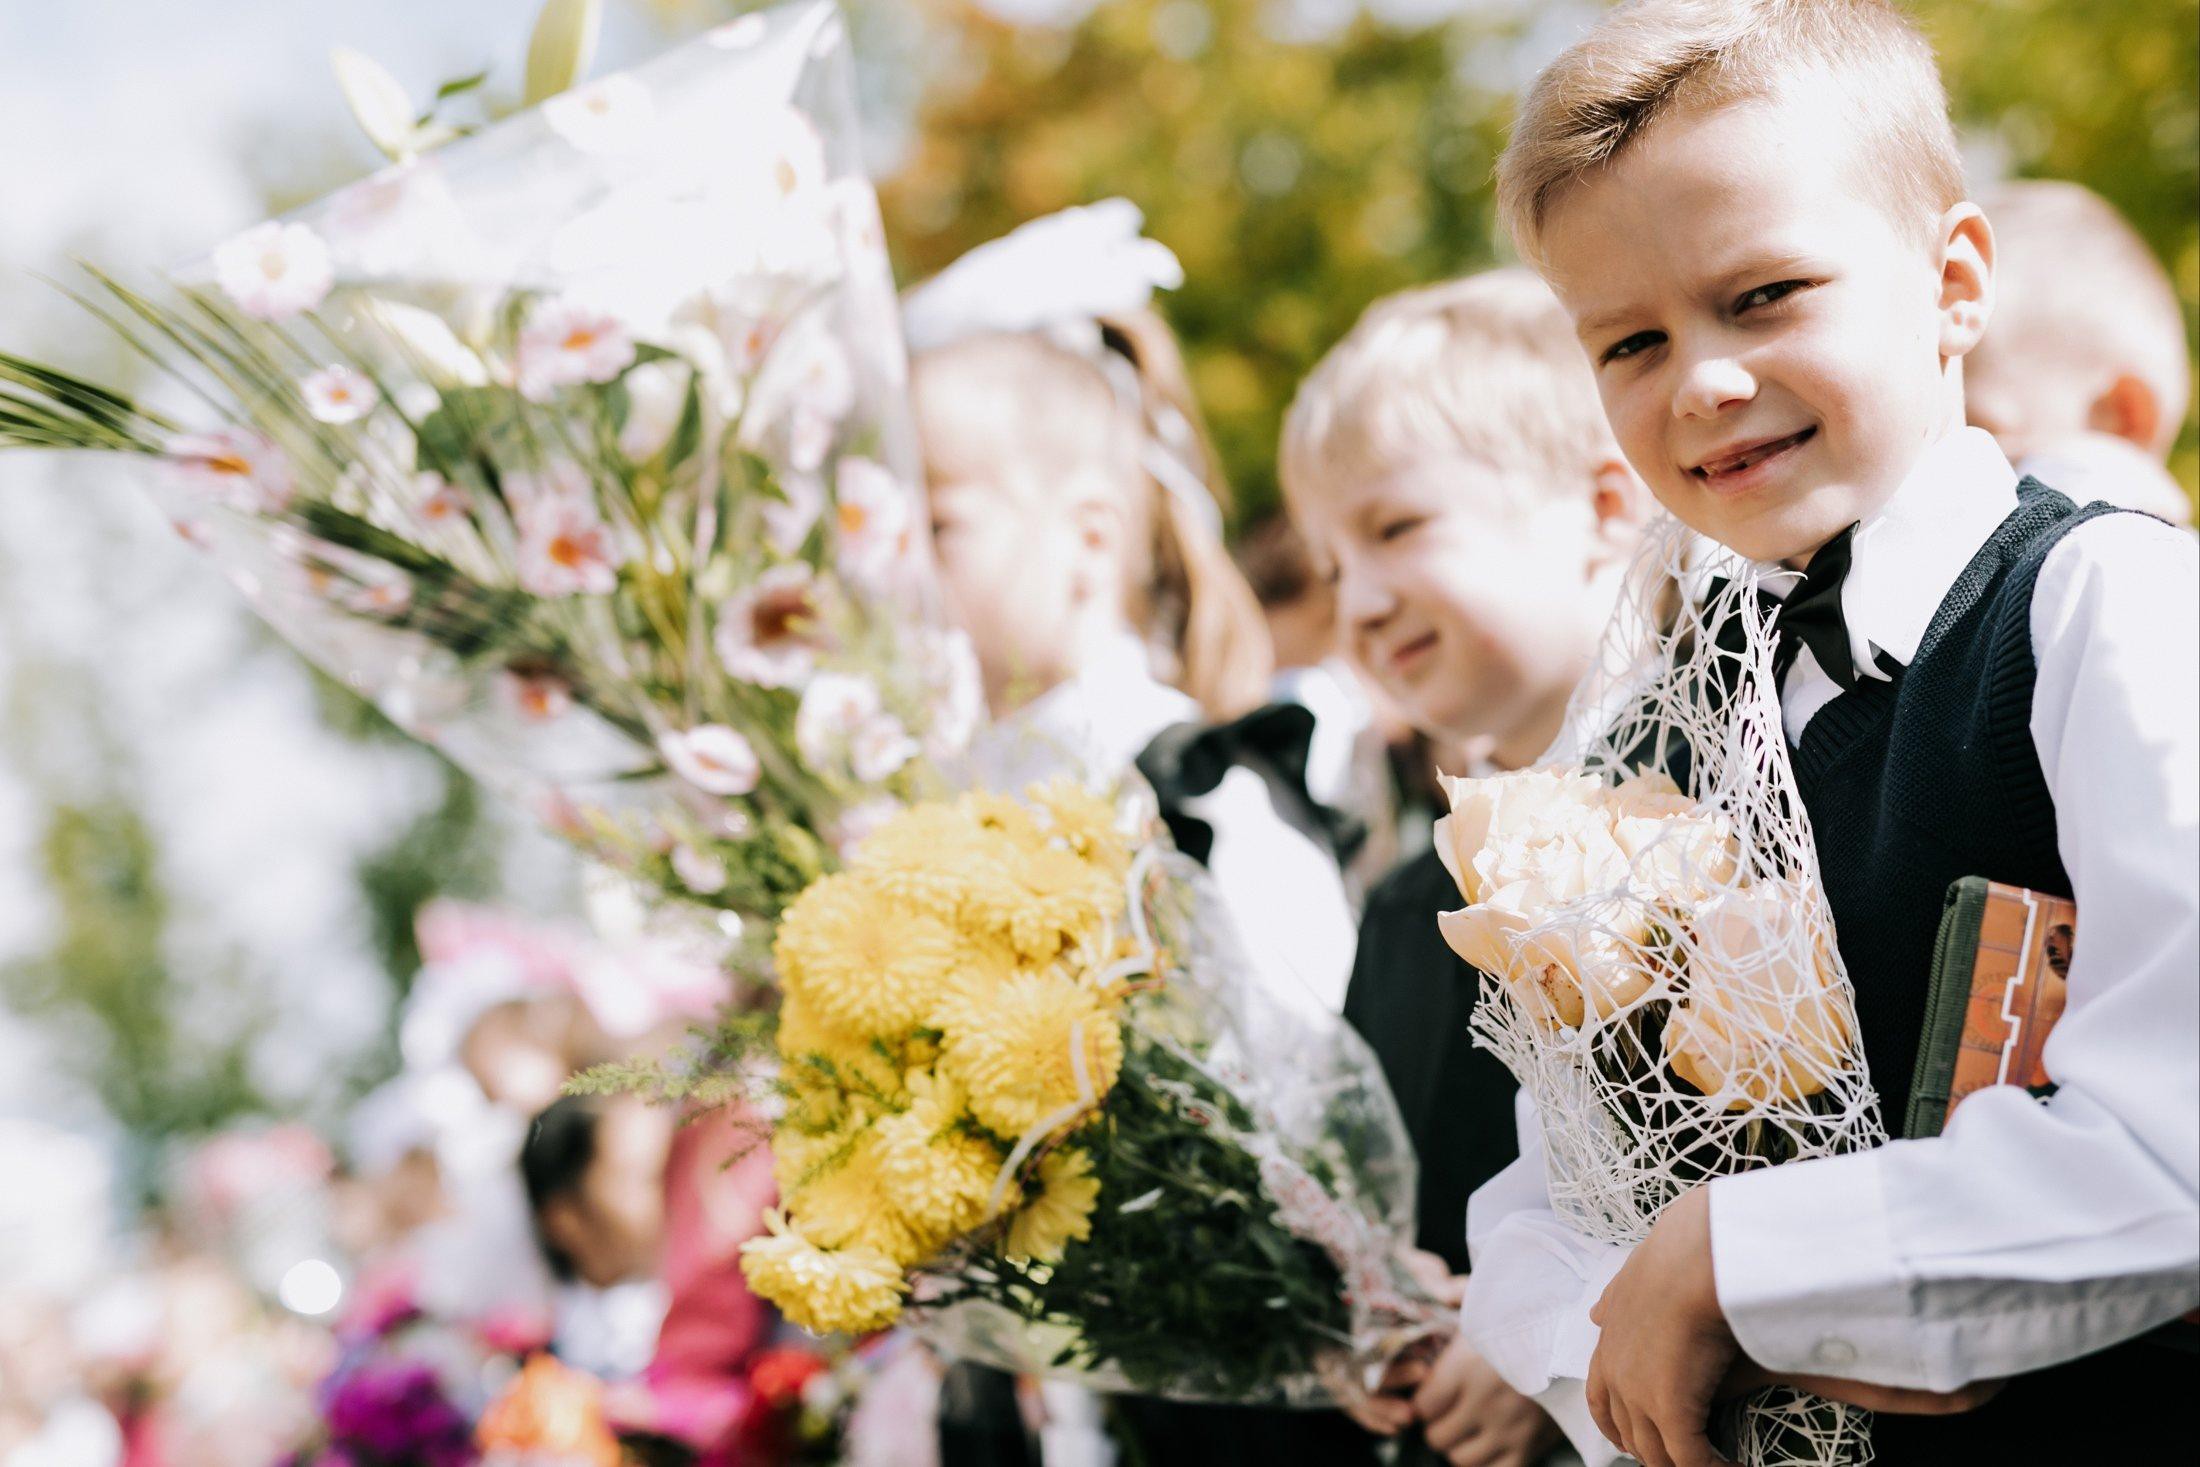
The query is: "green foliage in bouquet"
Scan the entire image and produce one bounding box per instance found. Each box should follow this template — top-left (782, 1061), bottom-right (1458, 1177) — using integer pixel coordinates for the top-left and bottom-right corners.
top-left (925, 1024), bottom-right (1355, 1399)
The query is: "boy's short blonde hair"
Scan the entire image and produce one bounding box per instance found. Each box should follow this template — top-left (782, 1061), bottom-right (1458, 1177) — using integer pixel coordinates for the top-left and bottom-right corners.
top-left (1498, 0), bottom-right (1964, 261)
top-left (1280, 269), bottom-right (1616, 515)
top-left (1970, 179), bottom-right (2191, 456)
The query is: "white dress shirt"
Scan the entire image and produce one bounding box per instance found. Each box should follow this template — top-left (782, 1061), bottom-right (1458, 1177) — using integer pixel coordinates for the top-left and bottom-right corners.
top-left (1460, 429), bottom-right (2200, 1464)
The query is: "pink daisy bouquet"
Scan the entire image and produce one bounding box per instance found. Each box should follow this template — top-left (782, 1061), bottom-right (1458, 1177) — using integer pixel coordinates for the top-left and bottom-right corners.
top-left (0, 0), bottom-right (979, 934)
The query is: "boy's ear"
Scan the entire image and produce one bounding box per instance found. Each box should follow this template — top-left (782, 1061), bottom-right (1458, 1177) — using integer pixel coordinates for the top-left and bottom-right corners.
top-left (1937, 203), bottom-right (1995, 360)
top-left (2089, 373), bottom-right (2166, 455)
top-left (1590, 457), bottom-right (1652, 540)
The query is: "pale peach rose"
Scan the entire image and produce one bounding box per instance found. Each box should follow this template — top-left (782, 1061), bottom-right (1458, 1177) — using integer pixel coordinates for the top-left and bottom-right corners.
top-left (1600, 769), bottom-right (1695, 818)
top-left (1433, 768), bottom-right (1661, 1028)
top-left (1609, 810), bottom-right (1741, 906)
top-left (1439, 879), bottom-right (1655, 1029)
top-left (1601, 769), bottom-right (1740, 904)
top-left (1432, 767), bottom-right (1610, 907)
top-left (1664, 884), bottom-right (1857, 1110)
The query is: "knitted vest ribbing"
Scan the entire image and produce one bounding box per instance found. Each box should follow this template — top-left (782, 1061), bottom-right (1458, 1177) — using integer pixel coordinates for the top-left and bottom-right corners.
top-left (1790, 480), bottom-right (2123, 1126)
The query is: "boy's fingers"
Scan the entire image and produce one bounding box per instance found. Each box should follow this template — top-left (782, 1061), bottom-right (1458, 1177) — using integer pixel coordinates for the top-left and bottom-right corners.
top-left (1646, 1401), bottom-right (1736, 1467)
top-left (1585, 1360), bottom-right (1618, 1447)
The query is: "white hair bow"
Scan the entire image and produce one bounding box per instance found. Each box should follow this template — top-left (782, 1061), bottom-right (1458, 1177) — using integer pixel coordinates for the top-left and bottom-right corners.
top-left (900, 197), bottom-right (1185, 353)
top-left (901, 200), bottom-right (1219, 533)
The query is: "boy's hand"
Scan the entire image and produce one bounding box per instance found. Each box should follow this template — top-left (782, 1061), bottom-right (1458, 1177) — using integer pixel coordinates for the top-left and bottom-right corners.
top-left (1585, 1187), bottom-right (2005, 1465)
top-left (1412, 1332), bottom-right (1562, 1467)
top-left (1585, 1186), bottom-right (1737, 1467)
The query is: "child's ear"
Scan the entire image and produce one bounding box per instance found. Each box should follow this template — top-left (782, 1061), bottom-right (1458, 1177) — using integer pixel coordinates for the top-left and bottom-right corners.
top-left (1588, 457), bottom-right (1652, 568)
top-left (1937, 203), bottom-right (1995, 360)
top-left (1063, 469), bottom-right (1130, 604)
top-left (2089, 373), bottom-right (2166, 454)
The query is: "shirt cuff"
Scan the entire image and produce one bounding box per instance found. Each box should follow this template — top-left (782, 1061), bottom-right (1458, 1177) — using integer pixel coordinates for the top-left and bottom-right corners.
top-left (1710, 1151), bottom-right (1925, 1383)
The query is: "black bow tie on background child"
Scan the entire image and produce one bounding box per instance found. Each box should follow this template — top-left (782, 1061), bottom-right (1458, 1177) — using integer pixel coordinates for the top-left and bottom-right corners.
top-left (1134, 701), bottom-right (1366, 868)
top-left (1769, 521), bottom-right (1863, 690)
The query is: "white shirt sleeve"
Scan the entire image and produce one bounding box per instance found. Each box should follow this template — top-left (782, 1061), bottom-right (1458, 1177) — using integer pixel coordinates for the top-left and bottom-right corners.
top-left (1708, 512), bottom-right (2200, 1390)
top-left (1460, 1092), bottom-right (1632, 1465)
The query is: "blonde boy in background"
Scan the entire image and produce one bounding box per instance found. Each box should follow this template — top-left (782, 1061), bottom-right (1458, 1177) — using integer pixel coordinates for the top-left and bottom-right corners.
top-left (1467, 2), bottom-right (2199, 1464)
top-left (1282, 268), bottom-right (1657, 1466)
top-left (1965, 177), bottom-right (2193, 523)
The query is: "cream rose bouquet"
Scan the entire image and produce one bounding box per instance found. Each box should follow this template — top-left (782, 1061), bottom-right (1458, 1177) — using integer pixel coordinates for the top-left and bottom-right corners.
top-left (1435, 519), bottom-right (1886, 1466)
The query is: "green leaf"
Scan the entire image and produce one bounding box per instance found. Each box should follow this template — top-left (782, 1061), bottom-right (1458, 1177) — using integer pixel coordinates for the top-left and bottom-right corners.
top-left (432, 68), bottom-right (491, 104)
top-left (522, 0), bottom-right (602, 106)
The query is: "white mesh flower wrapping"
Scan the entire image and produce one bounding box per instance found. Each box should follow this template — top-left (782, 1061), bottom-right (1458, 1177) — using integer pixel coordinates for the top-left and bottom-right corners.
top-left (1438, 515), bottom-right (1886, 1466)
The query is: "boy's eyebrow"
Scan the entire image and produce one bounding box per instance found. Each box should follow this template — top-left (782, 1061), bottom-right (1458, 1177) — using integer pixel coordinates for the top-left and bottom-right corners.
top-left (1573, 306), bottom-right (1640, 344)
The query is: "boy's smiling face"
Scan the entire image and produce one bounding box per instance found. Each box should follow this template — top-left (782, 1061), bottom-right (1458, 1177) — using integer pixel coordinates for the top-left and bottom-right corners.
top-left (1292, 451), bottom-right (1631, 762)
top-left (1539, 70), bottom-right (1990, 565)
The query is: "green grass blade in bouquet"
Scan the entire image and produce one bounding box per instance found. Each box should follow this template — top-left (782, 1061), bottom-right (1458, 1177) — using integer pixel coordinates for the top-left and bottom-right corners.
top-left (737, 783), bottom-right (1449, 1407)
top-left (0, 1), bottom-right (982, 957)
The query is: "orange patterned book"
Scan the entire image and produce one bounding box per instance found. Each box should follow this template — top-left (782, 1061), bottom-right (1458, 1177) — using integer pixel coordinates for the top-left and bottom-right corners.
top-left (1906, 878), bottom-right (2073, 1139)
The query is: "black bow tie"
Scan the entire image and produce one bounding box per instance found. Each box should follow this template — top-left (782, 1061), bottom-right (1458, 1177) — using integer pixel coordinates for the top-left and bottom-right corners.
top-left (1770, 523), bottom-right (1861, 690)
top-left (1135, 701), bottom-right (1366, 867)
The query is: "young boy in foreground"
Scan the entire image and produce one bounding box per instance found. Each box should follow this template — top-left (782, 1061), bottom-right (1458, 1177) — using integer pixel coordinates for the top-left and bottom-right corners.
top-left (1461, 2), bottom-right (2200, 1464)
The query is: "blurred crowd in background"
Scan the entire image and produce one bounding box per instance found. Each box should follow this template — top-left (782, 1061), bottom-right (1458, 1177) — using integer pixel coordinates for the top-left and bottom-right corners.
top-left (0, 1), bottom-right (2191, 1463)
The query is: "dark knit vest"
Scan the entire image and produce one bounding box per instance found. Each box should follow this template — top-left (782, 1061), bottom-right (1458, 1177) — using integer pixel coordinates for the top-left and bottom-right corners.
top-left (1788, 480), bottom-right (2181, 1459)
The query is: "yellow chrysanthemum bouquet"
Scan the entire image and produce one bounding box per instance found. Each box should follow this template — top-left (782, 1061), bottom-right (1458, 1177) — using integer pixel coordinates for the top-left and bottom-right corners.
top-left (738, 779), bottom-right (1448, 1404)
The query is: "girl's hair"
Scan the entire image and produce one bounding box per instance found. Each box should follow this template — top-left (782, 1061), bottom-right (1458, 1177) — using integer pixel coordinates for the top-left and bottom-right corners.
top-left (519, 1094), bottom-right (602, 1281)
top-left (914, 310), bottom-right (1273, 720)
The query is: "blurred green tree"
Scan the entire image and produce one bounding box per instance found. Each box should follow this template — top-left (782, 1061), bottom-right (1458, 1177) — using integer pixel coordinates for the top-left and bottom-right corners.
top-left (880, 0), bottom-right (1519, 518)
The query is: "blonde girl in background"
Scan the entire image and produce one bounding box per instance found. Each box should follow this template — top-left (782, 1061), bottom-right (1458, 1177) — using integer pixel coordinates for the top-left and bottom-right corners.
top-left (901, 201), bottom-right (1363, 1467)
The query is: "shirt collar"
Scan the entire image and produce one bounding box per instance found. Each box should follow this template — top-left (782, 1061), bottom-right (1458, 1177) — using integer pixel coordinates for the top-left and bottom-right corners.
top-left (965, 630), bottom-right (1197, 788)
top-left (1773, 426), bottom-right (2020, 680)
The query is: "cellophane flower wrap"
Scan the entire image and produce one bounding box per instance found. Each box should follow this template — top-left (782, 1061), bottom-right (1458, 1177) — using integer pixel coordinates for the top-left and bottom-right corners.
top-left (1437, 517), bottom-right (1886, 1466)
top-left (0, 0), bottom-right (978, 944)
top-left (737, 778), bottom-right (1446, 1405)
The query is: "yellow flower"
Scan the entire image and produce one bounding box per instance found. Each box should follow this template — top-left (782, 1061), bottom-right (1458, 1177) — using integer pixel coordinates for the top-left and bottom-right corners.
top-left (1027, 777), bottom-right (1133, 874)
top-left (940, 967), bottom-right (1124, 1138)
top-left (1664, 884), bottom-right (1857, 1110)
top-left (848, 805), bottom-right (1023, 922)
top-left (931, 932), bottom-right (1022, 1019)
top-left (958, 789), bottom-right (1047, 849)
top-left (776, 873), bottom-right (962, 1038)
top-left (1005, 1146), bottom-right (1100, 1264)
top-left (872, 1070), bottom-right (1010, 1242)
top-left (740, 1211), bottom-right (907, 1336)
top-left (785, 1127), bottom-right (930, 1264)
top-left (1002, 843), bottom-right (1124, 962)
